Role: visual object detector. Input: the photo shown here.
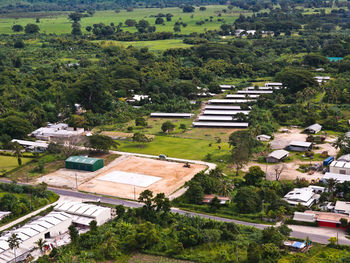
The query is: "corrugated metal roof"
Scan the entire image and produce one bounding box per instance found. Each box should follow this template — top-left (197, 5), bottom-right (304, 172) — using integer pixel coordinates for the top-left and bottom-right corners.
top-left (203, 110), bottom-right (250, 115)
top-left (289, 141), bottom-right (312, 147)
top-left (193, 122), bottom-right (249, 127)
top-left (65, 156), bottom-right (102, 165)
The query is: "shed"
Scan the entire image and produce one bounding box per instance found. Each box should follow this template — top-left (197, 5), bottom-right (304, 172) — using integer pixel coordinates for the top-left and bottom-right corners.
top-left (338, 154), bottom-right (350, 162)
top-left (304, 123), bottom-right (322, 134)
top-left (287, 141), bottom-right (312, 152)
top-left (266, 150), bottom-right (289, 163)
top-left (65, 156), bottom-right (104, 172)
top-left (256, 134), bottom-right (271, 141)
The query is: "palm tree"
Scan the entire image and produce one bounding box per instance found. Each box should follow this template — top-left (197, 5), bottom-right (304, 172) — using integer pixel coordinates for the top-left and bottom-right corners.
top-left (10, 142), bottom-right (23, 166)
top-left (8, 233), bottom-right (21, 263)
top-left (34, 238), bottom-right (47, 254)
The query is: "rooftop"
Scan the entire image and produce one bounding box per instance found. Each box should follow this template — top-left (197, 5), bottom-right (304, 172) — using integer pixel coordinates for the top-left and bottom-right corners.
top-left (65, 156), bottom-right (102, 165)
top-left (192, 122), bottom-right (249, 128)
top-left (330, 161), bottom-right (350, 169)
top-left (203, 110), bottom-right (250, 115)
top-left (268, 149), bottom-right (289, 160)
top-left (289, 141), bottom-right (312, 147)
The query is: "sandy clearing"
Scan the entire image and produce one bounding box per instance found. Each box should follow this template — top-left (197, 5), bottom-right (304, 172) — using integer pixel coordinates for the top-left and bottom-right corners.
top-left (79, 156), bottom-right (206, 200)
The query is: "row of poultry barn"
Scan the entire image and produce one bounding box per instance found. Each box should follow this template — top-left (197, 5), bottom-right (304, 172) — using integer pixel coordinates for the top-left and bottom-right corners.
top-left (192, 82), bottom-right (283, 128)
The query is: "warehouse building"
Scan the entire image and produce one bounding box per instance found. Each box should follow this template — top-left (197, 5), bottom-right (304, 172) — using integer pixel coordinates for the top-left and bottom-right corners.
top-left (54, 202), bottom-right (113, 226)
top-left (11, 139), bottom-right (48, 153)
top-left (203, 110), bottom-right (250, 116)
top-left (208, 99), bottom-right (255, 104)
top-left (237, 90), bottom-right (273, 95)
top-left (204, 105), bottom-right (241, 110)
top-left (0, 212), bottom-right (72, 263)
top-left (30, 123), bottom-right (84, 141)
top-left (329, 161), bottom-right (350, 175)
top-left (192, 122), bottom-right (249, 128)
top-left (65, 156), bottom-right (104, 172)
top-left (226, 94), bottom-right (260, 99)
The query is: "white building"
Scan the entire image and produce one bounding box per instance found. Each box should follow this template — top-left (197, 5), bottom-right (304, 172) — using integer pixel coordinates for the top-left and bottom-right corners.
top-left (150, 113), bottom-right (194, 118)
top-left (338, 154), bottom-right (350, 162)
top-left (54, 202), bottom-right (113, 226)
top-left (0, 212), bottom-right (72, 263)
top-left (329, 161), bottom-right (350, 175)
top-left (265, 82), bottom-right (283, 88)
top-left (266, 149), bottom-right (289, 163)
top-left (256, 134), bottom-right (271, 142)
top-left (322, 172), bottom-right (350, 183)
top-left (314, 76), bottom-right (330, 85)
top-left (30, 123), bottom-right (84, 141)
top-left (11, 139), bottom-right (48, 153)
top-left (304, 123), bottom-right (322, 134)
top-left (334, 201), bottom-right (350, 215)
top-left (283, 186), bottom-right (324, 207)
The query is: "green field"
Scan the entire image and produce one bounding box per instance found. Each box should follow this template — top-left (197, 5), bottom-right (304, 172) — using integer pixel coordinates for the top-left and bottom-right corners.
top-left (116, 135), bottom-right (230, 161)
top-left (0, 155), bottom-right (32, 173)
top-left (0, 6), bottom-right (250, 35)
top-left (93, 39), bottom-right (193, 51)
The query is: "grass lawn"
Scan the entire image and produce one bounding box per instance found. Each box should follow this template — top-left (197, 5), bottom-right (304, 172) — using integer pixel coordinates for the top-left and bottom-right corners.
top-left (115, 135), bottom-right (231, 161)
top-left (0, 156), bottom-right (32, 173)
top-left (0, 6), bottom-right (249, 35)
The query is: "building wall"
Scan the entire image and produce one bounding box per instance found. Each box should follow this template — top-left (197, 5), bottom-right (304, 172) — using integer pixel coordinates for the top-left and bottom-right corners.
top-left (266, 157), bottom-right (279, 163)
top-left (318, 221), bottom-right (337, 228)
top-left (289, 146), bottom-right (310, 152)
top-left (21, 217), bottom-right (72, 249)
top-left (330, 166), bottom-right (350, 175)
top-left (95, 209), bottom-right (112, 226)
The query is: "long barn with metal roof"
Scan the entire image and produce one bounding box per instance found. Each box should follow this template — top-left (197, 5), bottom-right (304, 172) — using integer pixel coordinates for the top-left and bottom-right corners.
top-left (65, 156), bottom-right (104, 172)
top-left (0, 212), bottom-right (72, 263)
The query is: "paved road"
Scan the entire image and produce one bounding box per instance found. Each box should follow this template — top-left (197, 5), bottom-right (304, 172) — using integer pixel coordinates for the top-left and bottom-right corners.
top-left (47, 187), bottom-right (350, 245)
top-left (1, 180), bottom-right (349, 245)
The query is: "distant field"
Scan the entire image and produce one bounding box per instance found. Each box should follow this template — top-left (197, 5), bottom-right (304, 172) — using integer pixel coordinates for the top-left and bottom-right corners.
top-left (0, 6), bottom-right (249, 35)
top-left (115, 135), bottom-right (230, 161)
top-left (93, 39), bottom-right (192, 51)
top-left (0, 155), bottom-right (31, 172)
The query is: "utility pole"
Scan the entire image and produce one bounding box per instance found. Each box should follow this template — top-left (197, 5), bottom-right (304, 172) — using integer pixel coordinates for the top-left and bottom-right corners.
top-left (134, 186), bottom-right (136, 200)
top-left (75, 173), bottom-right (78, 190)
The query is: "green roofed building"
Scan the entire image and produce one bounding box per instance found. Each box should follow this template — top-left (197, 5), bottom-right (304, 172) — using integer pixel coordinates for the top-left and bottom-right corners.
top-left (65, 156), bottom-right (104, 172)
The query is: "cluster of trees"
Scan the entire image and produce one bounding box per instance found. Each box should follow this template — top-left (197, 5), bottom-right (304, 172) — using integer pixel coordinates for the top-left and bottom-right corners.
top-left (0, 182), bottom-right (57, 219)
top-left (36, 188), bottom-right (293, 263)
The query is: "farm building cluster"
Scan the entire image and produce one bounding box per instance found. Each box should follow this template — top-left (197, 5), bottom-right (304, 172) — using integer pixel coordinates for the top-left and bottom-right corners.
top-left (0, 202), bottom-right (114, 263)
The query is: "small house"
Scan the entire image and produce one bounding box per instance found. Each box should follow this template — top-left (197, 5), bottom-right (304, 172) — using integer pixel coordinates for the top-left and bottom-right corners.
top-left (265, 150), bottom-right (289, 163)
top-left (287, 141), bottom-right (312, 152)
top-left (256, 134), bottom-right (271, 141)
top-left (334, 201), bottom-right (350, 216)
top-left (65, 156), bottom-right (104, 172)
top-left (283, 186), bottom-right (324, 207)
top-left (304, 123), bottom-right (322, 134)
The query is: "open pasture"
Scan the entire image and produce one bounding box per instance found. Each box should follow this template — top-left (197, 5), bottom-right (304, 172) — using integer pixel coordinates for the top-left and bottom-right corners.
top-left (0, 6), bottom-right (249, 35)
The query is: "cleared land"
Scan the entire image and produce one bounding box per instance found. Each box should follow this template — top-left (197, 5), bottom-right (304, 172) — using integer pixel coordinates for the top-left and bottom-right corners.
top-left (0, 6), bottom-right (249, 35)
top-left (79, 155), bottom-right (207, 200)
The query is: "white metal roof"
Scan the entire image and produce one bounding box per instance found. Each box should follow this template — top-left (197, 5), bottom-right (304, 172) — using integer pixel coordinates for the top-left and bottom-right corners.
top-left (237, 90), bottom-right (273, 94)
top-left (198, 116), bottom-right (234, 121)
top-left (219, 85), bottom-right (235, 89)
top-left (226, 94), bottom-right (260, 99)
top-left (203, 110), bottom-right (250, 115)
top-left (205, 105), bottom-right (241, 110)
top-left (54, 202), bottom-right (111, 219)
top-left (11, 139), bottom-right (48, 148)
top-left (284, 187), bottom-right (314, 203)
top-left (330, 161), bottom-right (350, 169)
top-left (265, 82), bottom-right (282, 86)
top-left (268, 150), bottom-right (289, 160)
top-left (335, 201), bottom-right (350, 212)
top-left (150, 113), bottom-right (194, 117)
top-left (193, 122), bottom-right (249, 127)
top-left (323, 172), bottom-right (350, 183)
top-left (208, 99), bottom-right (255, 104)
top-left (289, 141), bottom-right (312, 147)
top-left (305, 123), bottom-right (322, 132)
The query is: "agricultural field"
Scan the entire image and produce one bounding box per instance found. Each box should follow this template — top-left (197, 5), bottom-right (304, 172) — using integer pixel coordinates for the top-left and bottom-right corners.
top-left (0, 6), bottom-right (251, 35)
top-left (0, 155), bottom-right (32, 173)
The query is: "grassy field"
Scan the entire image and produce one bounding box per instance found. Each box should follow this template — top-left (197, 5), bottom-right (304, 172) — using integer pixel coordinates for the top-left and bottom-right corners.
top-left (0, 155), bottom-right (32, 173)
top-left (0, 6), bottom-right (249, 35)
top-left (115, 135), bottom-right (230, 161)
top-left (93, 39), bottom-right (192, 52)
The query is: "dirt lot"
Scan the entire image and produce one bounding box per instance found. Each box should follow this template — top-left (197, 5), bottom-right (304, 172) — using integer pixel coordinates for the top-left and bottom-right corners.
top-left (79, 156), bottom-right (206, 200)
top-left (35, 155), bottom-right (128, 189)
top-left (244, 161), bottom-right (323, 182)
top-left (270, 128), bottom-right (308, 149)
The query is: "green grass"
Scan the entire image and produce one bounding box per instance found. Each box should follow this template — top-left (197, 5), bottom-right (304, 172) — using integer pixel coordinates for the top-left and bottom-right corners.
top-left (0, 156), bottom-right (32, 173)
top-left (115, 135), bottom-right (230, 161)
top-left (0, 6), bottom-right (249, 35)
top-left (93, 39), bottom-right (192, 52)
